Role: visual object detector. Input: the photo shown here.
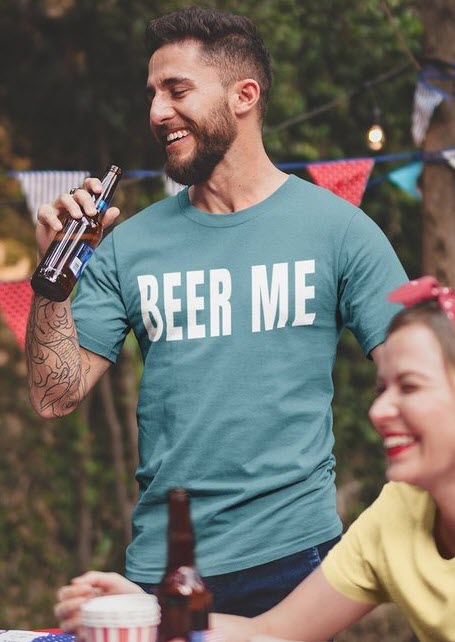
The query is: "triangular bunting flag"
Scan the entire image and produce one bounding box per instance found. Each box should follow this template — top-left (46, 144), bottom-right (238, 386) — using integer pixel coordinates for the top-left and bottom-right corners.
top-left (162, 174), bottom-right (185, 196)
top-left (14, 170), bottom-right (89, 224)
top-left (307, 158), bottom-right (374, 206)
top-left (387, 161), bottom-right (423, 200)
top-left (411, 82), bottom-right (444, 147)
top-left (441, 149), bottom-right (455, 170)
top-left (0, 280), bottom-right (33, 349)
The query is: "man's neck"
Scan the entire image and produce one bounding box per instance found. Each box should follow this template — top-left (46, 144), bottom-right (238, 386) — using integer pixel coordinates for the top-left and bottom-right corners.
top-left (188, 138), bottom-right (288, 214)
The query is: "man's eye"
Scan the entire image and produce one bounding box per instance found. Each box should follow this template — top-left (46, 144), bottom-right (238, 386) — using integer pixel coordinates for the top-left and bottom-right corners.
top-left (172, 89), bottom-right (187, 98)
top-left (401, 382), bottom-right (418, 393)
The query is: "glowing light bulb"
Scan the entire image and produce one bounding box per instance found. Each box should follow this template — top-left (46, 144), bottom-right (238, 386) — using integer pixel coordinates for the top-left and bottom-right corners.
top-left (366, 123), bottom-right (385, 151)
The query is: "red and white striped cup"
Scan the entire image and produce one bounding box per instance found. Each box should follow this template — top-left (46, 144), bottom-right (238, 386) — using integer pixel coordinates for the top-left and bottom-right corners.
top-left (81, 594), bottom-right (160, 642)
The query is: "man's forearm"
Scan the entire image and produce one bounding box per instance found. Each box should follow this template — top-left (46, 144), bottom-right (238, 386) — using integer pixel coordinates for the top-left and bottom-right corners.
top-left (26, 295), bottom-right (90, 418)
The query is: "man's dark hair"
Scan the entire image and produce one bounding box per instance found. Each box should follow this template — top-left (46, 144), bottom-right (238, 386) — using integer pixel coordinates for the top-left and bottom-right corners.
top-left (145, 6), bottom-right (273, 122)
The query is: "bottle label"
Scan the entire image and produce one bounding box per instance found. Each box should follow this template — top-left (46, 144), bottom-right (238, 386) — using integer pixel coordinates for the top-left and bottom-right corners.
top-left (69, 243), bottom-right (94, 278)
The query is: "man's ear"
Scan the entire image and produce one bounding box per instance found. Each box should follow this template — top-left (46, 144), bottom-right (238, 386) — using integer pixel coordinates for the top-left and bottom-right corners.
top-left (232, 78), bottom-right (261, 115)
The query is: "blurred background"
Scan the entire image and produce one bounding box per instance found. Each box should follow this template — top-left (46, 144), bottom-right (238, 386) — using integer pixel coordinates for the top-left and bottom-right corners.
top-left (0, 1), bottom-right (454, 639)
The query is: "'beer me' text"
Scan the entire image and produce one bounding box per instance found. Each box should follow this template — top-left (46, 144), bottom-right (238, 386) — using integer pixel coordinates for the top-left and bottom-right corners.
top-left (138, 260), bottom-right (315, 342)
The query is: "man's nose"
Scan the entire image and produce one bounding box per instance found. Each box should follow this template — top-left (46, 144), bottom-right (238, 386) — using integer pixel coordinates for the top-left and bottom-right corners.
top-left (150, 95), bottom-right (175, 126)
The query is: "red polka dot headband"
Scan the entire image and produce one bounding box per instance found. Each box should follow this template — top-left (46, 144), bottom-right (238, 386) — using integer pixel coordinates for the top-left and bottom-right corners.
top-left (388, 276), bottom-right (455, 322)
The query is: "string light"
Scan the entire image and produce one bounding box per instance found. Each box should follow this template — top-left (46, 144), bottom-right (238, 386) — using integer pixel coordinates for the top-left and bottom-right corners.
top-left (366, 106), bottom-right (386, 151)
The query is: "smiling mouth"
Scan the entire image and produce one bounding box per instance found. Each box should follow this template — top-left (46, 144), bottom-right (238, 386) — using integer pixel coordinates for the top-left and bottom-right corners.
top-left (166, 129), bottom-right (190, 147)
top-left (383, 434), bottom-right (417, 458)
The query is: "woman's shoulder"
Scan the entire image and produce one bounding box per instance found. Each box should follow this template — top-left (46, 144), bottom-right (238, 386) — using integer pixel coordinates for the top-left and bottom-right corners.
top-left (373, 482), bottom-right (430, 523)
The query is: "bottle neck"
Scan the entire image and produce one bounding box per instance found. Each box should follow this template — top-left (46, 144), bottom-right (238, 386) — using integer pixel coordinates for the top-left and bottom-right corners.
top-left (166, 490), bottom-right (196, 569)
top-left (94, 165), bottom-right (122, 217)
top-left (166, 531), bottom-right (195, 569)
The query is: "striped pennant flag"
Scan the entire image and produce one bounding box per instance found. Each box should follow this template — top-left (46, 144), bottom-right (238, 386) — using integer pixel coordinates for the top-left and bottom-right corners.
top-left (411, 82), bottom-right (444, 147)
top-left (14, 170), bottom-right (89, 224)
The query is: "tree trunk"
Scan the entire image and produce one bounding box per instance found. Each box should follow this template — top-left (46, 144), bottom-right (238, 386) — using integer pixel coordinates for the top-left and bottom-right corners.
top-left (421, 1), bottom-right (455, 285)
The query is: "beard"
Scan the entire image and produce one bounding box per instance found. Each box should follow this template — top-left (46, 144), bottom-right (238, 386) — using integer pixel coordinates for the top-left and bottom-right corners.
top-left (164, 97), bottom-right (237, 186)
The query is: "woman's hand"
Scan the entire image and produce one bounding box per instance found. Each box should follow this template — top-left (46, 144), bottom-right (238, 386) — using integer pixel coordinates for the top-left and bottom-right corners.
top-left (54, 571), bottom-right (144, 634)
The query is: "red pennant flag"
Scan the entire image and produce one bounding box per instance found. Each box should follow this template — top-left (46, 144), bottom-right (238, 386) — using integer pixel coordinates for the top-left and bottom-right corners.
top-left (307, 158), bottom-right (375, 206)
top-left (0, 280), bottom-right (33, 349)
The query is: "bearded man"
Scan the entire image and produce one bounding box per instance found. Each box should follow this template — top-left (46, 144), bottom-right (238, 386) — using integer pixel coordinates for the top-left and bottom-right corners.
top-left (27, 6), bottom-right (407, 617)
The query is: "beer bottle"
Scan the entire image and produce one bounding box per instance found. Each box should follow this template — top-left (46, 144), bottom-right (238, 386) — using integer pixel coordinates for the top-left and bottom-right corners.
top-left (30, 164), bottom-right (123, 302)
top-left (158, 488), bottom-right (213, 642)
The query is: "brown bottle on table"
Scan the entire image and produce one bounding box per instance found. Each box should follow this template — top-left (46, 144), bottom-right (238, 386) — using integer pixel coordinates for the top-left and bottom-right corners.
top-left (158, 488), bottom-right (213, 642)
top-left (30, 164), bottom-right (123, 302)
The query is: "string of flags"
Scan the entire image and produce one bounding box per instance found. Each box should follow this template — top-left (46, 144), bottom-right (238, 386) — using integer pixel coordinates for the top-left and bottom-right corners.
top-left (1, 145), bottom-right (454, 350)
top-left (5, 145), bottom-right (455, 222)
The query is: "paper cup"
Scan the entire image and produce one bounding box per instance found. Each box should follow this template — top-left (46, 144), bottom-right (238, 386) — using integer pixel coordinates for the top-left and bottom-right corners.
top-left (81, 593), bottom-right (160, 642)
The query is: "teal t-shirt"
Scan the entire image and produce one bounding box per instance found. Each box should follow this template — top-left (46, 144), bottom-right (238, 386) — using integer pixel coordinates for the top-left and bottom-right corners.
top-left (72, 175), bottom-right (407, 581)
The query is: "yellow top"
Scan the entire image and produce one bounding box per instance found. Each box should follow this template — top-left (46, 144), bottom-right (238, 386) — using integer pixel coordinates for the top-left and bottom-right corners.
top-left (321, 482), bottom-right (455, 642)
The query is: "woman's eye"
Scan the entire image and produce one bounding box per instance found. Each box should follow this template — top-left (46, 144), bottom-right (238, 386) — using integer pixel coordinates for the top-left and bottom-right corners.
top-left (401, 382), bottom-right (418, 393)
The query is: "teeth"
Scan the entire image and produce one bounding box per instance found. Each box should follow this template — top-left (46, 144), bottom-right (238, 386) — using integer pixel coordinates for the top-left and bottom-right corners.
top-left (167, 129), bottom-right (189, 142)
top-left (384, 435), bottom-right (415, 448)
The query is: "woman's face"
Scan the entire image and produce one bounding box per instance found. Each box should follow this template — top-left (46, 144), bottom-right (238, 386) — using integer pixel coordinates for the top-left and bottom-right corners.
top-left (369, 323), bottom-right (455, 492)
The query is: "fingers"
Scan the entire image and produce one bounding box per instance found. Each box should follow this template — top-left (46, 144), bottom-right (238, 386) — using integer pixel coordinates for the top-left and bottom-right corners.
top-left (60, 614), bottom-right (83, 635)
top-left (36, 203), bottom-right (64, 233)
top-left (35, 176), bottom-right (119, 258)
top-left (36, 184), bottom-right (97, 231)
top-left (54, 593), bottom-right (89, 624)
top-left (57, 579), bottom-right (99, 601)
top-left (102, 206), bottom-right (121, 228)
top-left (54, 572), bottom-right (143, 633)
top-left (55, 582), bottom-right (96, 633)
top-left (59, 570), bottom-right (143, 597)
top-left (72, 571), bottom-right (144, 595)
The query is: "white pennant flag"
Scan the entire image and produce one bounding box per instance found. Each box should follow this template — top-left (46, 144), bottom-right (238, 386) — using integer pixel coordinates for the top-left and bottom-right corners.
top-left (441, 148), bottom-right (455, 170)
top-left (411, 82), bottom-right (444, 147)
top-left (162, 174), bottom-right (185, 196)
top-left (14, 170), bottom-right (90, 224)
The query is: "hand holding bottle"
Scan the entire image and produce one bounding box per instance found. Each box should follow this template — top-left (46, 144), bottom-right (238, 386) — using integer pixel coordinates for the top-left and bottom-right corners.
top-left (35, 176), bottom-right (121, 260)
top-left (31, 165), bottom-right (123, 301)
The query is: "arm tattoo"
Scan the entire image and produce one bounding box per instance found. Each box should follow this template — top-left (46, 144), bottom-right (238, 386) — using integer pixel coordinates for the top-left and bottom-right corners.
top-left (26, 296), bottom-right (90, 417)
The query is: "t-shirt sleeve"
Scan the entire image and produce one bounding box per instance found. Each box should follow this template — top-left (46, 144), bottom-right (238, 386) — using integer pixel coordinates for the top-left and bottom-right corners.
top-left (71, 231), bottom-right (129, 363)
top-left (321, 486), bottom-right (391, 604)
top-left (337, 210), bottom-right (408, 356)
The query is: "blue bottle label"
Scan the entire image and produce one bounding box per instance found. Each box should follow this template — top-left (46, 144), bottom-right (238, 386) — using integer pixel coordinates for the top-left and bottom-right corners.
top-left (69, 243), bottom-right (94, 278)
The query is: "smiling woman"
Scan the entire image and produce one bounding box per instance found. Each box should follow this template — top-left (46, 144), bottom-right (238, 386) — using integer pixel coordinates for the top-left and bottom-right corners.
top-left (370, 309), bottom-right (455, 493)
